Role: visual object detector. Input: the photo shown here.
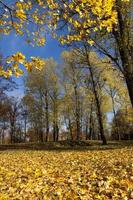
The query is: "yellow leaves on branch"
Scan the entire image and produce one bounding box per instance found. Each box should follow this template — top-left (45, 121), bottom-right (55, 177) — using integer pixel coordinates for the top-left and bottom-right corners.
top-left (0, 148), bottom-right (133, 199)
top-left (15, 9), bottom-right (27, 20)
top-left (0, 0), bottom-right (131, 78)
top-left (47, 0), bottom-right (130, 45)
top-left (0, 1), bottom-right (46, 46)
top-left (0, 52), bottom-right (45, 78)
top-left (25, 56), bottom-right (46, 71)
top-left (15, 1), bottom-right (32, 11)
top-left (9, 52), bottom-right (26, 64)
top-left (0, 0), bottom-right (131, 44)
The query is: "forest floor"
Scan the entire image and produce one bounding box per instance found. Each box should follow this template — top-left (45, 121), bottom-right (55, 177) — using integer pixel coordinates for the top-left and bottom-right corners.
top-left (0, 140), bottom-right (133, 151)
top-left (0, 144), bottom-right (133, 199)
top-left (0, 141), bottom-right (133, 199)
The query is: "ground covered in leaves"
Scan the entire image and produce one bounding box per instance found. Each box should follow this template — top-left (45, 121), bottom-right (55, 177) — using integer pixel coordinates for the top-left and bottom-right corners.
top-left (0, 147), bottom-right (133, 200)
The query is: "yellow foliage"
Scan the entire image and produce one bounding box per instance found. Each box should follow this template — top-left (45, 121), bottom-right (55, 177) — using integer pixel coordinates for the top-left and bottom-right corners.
top-left (15, 9), bottom-right (27, 20)
top-left (0, 53), bottom-right (45, 78)
top-left (0, 0), bottom-right (130, 46)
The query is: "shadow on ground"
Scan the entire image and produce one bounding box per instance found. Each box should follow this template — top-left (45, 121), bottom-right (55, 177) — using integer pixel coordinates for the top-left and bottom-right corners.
top-left (0, 140), bottom-right (133, 151)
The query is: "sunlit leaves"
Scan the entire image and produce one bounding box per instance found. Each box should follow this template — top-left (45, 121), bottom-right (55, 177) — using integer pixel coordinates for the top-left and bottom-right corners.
top-left (7, 52), bottom-right (26, 64)
top-left (0, 0), bottom-right (46, 47)
top-left (0, 52), bottom-right (45, 78)
top-left (0, 0), bottom-right (130, 46)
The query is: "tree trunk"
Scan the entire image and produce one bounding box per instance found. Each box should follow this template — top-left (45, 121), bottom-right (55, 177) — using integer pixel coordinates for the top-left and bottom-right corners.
top-left (53, 100), bottom-right (59, 141)
top-left (74, 85), bottom-right (81, 140)
top-left (68, 118), bottom-right (73, 140)
top-left (89, 105), bottom-right (93, 140)
top-left (10, 123), bottom-right (14, 143)
top-left (39, 130), bottom-right (43, 143)
top-left (89, 65), bottom-right (107, 144)
top-left (55, 124), bottom-right (59, 141)
top-left (84, 45), bottom-right (107, 144)
top-left (85, 116), bottom-right (89, 140)
top-left (24, 117), bottom-right (27, 142)
top-left (113, 1), bottom-right (133, 107)
top-left (111, 92), bottom-right (119, 139)
top-left (39, 92), bottom-right (44, 143)
top-left (45, 91), bottom-right (49, 142)
top-left (1, 128), bottom-right (4, 144)
top-left (125, 75), bottom-right (133, 107)
top-left (53, 122), bottom-right (56, 142)
top-left (96, 103), bottom-right (107, 144)
top-left (53, 123), bottom-right (59, 141)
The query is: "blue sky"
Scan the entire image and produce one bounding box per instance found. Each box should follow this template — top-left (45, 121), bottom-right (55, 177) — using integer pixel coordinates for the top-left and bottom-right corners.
top-left (0, 33), bottom-right (64, 98)
top-left (0, 33), bottom-right (63, 60)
